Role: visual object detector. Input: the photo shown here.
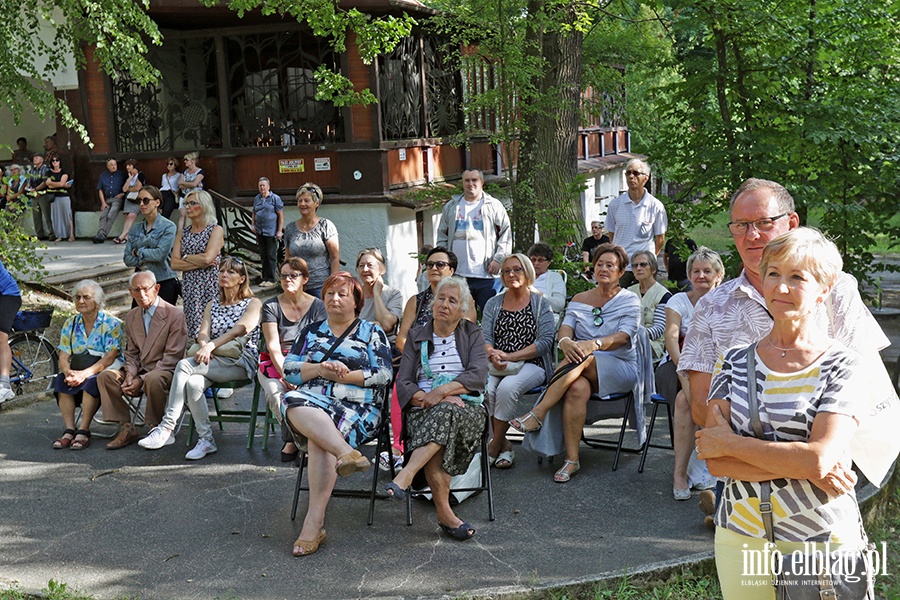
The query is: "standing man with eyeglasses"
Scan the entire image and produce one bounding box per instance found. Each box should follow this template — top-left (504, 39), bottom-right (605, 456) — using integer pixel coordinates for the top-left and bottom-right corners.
top-left (97, 271), bottom-right (188, 449)
top-left (678, 177), bottom-right (889, 527)
top-left (93, 158), bottom-right (127, 243)
top-left (436, 169), bottom-right (511, 312)
top-left (605, 158), bottom-right (668, 287)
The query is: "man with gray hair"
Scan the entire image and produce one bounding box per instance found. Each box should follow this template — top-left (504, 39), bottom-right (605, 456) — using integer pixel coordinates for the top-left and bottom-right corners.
top-left (436, 169), bottom-right (511, 311)
top-left (252, 176), bottom-right (284, 288)
top-left (97, 270), bottom-right (187, 449)
top-left (605, 158), bottom-right (667, 287)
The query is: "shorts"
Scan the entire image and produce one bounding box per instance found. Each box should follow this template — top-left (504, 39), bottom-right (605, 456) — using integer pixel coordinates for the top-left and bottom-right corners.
top-left (0, 294), bottom-right (23, 334)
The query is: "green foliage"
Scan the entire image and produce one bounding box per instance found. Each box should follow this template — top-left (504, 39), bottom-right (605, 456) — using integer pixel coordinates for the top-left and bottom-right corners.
top-left (207, 0), bottom-right (413, 106)
top-left (0, 200), bottom-right (46, 280)
top-left (0, 0), bottom-right (162, 145)
top-left (638, 0), bottom-right (900, 289)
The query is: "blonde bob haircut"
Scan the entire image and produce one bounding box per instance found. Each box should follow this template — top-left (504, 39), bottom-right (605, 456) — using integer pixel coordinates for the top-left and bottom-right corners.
top-left (760, 227), bottom-right (842, 289)
top-left (501, 253), bottom-right (536, 287)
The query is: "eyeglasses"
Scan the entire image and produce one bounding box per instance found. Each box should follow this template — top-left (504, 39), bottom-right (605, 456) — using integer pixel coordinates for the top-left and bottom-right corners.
top-left (138, 197), bottom-right (155, 205)
top-left (530, 256), bottom-right (549, 263)
top-left (183, 201), bottom-right (200, 208)
top-left (130, 284), bottom-right (156, 293)
top-left (501, 266), bottom-right (525, 276)
top-left (625, 170), bottom-right (646, 177)
top-left (727, 213), bottom-right (788, 235)
top-left (75, 295), bottom-right (94, 302)
top-left (425, 261), bottom-right (450, 270)
top-left (633, 261), bottom-right (650, 269)
top-left (279, 272), bottom-right (304, 281)
top-left (167, 162), bottom-right (176, 166)
top-left (592, 307), bottom-right (604, 327)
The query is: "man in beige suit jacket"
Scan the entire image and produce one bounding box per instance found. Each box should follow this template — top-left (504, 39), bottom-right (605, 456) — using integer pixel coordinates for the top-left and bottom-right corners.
top-left (98, 271), bottom-right (188, 449)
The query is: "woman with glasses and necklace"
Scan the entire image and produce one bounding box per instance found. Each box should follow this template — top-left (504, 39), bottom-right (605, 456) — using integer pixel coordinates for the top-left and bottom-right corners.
top-left (158, 157), bottom-right (182, 219)
top-left (123, 186), bottom-right (179, 305)
top-left (628, 250), bottom-right (672, 361)
top-left (511, 243), bottom-right (641, 483)
top-left (482, 254), bottom-right (555, 469)
top-left (172, 190), bottom-right (224, 338)
top-left (284, 183), bottom-right (340, 299)
top-left (259, 257), bottom-right (327, 462)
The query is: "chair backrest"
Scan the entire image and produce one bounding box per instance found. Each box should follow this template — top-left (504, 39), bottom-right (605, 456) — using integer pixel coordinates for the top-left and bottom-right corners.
top-left (554, 269), bottom-right (568, 286)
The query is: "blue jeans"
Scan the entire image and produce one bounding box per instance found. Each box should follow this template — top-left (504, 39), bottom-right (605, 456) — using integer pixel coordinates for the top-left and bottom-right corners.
top-left (466, 277), bottom-right (497, 313)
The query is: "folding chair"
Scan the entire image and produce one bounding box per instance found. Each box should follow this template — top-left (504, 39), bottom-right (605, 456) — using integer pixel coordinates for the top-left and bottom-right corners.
top-left (186, 377), bottom-right (264, 449)
top-left (638, 393), bottom-right (674, 472)
top-left (290, 385), bottom-right (394, 526)
top-left (78, 391), bottom-right (146, 439)
top-left (261, 404), bottom-right (280, 450)
top-left (580, 390), bottom-right (641, 471)
top-left (400, 407), bottom-right (495, 526)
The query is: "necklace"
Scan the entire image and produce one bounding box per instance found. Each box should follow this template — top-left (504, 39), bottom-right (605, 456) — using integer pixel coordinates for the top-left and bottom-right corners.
top-left (766, 336), bottom-right (797, 358)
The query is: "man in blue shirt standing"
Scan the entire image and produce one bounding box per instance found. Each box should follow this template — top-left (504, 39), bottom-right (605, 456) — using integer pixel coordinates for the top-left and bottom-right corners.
top-left (252, 177), bottom-right (284, 288)
top-left (93, 158), bottom-right (127, 243)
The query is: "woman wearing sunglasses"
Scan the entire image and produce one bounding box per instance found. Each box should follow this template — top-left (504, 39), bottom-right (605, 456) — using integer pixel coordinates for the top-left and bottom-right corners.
top-left (158, 157), bottom-right (182, 219)
top-left (511, 243), bottom-right (641, 483)
top-left (123, 186), bottom-right (178, 305)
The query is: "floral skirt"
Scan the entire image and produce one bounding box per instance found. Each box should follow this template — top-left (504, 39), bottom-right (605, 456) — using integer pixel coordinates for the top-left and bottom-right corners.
top-left (282, 389), bottom-right (381, 453)
top-left (406, 402), bottom-right (485, 476)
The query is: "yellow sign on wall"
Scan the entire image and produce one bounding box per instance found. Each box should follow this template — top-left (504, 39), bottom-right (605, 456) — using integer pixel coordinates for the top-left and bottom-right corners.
top-left (279, 159), bottom-right (305, 174)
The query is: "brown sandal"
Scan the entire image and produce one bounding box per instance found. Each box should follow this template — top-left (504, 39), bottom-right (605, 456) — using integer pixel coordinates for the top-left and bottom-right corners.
top-left (335, 449), bottom-right (370, 477)
top-left (70, 429), bottom-right (91, 451)
top-left (292, 529), bottom-right (326, 557)
top-left (53, 429), bottom-right (76, 449)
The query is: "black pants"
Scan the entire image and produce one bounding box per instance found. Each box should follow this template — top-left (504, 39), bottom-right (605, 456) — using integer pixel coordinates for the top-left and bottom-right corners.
top-left (466, 276), bottom-right (498, 314)
top-left (257, 234), bottom-right (279, 283)
top-left (160, 191), bottom-right (178, 220)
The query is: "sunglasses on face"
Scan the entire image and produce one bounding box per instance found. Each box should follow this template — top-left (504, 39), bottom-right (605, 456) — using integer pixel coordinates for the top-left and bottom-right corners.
top-left (592, 307), bottom-right (604, 327)
top-left (138, 197), bottom-right (155, 205)
top-left (425, 261), bottom-right (450, 270)
top-left (633, 261), bottom-right (650, 269)
top-left (625, 170), bottom-right (646, 177)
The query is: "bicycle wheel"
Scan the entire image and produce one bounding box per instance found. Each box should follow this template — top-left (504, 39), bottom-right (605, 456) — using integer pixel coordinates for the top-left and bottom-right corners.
top-left (9, 332), bottom-right (58, 396)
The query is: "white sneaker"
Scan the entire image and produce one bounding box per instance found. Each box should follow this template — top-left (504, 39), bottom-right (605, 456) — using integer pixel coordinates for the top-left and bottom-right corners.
top-left (186, 437), bottom-right (217, 460)
top-left (0, 387), bottom-right (14, 404)
top-left (138, 426), bottom-right (175, 449)
top-left (215, 388), bottom-right (233, 399)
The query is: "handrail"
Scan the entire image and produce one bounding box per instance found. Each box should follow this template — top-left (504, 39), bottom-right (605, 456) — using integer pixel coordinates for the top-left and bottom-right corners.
top-left (206, 188), bottom-right (260, 267)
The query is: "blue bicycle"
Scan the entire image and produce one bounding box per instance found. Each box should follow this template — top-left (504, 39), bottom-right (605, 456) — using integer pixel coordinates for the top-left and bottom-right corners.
top-left (9, 308), bottom-right (58, 397)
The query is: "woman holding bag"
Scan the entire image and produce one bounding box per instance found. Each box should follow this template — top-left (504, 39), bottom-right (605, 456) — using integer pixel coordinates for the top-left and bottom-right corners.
top-left (482, 254), bottom-right (555, 469)
top-left (697, 228), bottom-right (873, 599)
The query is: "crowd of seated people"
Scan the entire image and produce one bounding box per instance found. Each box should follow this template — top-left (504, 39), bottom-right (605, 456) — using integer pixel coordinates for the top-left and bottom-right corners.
top-left (35, 175), bottom-right (890, 563)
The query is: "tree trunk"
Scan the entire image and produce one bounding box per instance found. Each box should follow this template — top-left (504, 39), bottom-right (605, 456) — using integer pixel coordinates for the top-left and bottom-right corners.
top-left (514, 1), bottom-right (583, 252)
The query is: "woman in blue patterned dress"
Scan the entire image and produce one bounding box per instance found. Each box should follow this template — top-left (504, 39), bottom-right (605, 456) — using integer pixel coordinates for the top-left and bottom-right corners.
top-left (52, 280), bottom-right (124, 450)
top-left (696, 228), bottom-right (875, 599)
top-left (281, 271), bottom-right (393, 557)
top-left (171, 189), bottom-right (224, 338)
top-left (139, 256), bottom-right (261, 460)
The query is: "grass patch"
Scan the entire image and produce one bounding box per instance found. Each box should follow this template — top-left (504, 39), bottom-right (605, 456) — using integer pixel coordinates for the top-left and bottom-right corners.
top-left (0, 580), bottom-right (95, 600)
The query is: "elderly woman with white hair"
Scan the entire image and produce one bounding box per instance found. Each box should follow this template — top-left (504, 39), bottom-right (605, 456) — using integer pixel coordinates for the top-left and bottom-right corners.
top-left (628, 249), bottom-right (672, 361)
top-left (386, 276), bottom-right (489, 541)
top-left (52, 280), bottom-right (124, 450)
top-left (482, 253), bottom-right (555, 469)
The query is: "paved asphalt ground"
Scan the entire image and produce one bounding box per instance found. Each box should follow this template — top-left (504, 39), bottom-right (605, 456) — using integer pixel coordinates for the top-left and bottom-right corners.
top-left (0, 241), bottom-right (894, 599)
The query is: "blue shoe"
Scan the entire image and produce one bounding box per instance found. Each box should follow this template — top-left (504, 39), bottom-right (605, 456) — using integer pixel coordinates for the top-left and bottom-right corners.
top-left (204, 388), bottom-right (215, 399)
top-left (384, 482), bottom-right (407, 500)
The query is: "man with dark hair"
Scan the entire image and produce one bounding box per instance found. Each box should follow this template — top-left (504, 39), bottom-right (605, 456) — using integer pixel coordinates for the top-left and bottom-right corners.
top-left (24, 153), bottom-right (51, 240)
top-left (12, 137), bottom-right (32, 162)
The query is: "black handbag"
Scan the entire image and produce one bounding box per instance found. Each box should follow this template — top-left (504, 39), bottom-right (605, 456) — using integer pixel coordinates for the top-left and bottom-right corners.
top-left (70, 352), bottom-right (101, 371)
top-left (745, 343), bottom-right (875, 600)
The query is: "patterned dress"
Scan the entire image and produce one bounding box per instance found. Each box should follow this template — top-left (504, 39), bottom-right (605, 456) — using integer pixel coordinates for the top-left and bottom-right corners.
top-left (181, 224), bottom-right (220, 338)
top-left (208, 296), bottom-right (260, 380)
top-left (283, 218), bottom-right (338, 293)
top-left (281, 319), bottom-right (392, 451)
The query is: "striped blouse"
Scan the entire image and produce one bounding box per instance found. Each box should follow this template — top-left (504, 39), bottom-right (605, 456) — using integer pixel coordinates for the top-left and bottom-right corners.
top-left (709, 343), bottom-right (864, 543)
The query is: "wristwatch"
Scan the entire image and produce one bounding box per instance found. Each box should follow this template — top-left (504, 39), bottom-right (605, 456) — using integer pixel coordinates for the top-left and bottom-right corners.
top-left (594, 338), bottom-right (603, 350)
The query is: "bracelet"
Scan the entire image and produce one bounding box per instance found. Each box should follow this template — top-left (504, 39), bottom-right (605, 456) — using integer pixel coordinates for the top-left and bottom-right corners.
top-left (559, 336), bottom-right (572, 345)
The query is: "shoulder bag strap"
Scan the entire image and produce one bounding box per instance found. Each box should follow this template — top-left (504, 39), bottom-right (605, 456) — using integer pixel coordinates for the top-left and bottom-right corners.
top-left (745, 343), bottom-right (777, 547)
top-left (317, 318), bottom-right (359, 364)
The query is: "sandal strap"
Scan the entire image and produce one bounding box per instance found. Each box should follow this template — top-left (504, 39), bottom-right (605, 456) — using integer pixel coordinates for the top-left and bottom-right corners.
top-left (74, 429), bottom-right (92, 438)
top-left (62, 428), bottom-right (76, 436)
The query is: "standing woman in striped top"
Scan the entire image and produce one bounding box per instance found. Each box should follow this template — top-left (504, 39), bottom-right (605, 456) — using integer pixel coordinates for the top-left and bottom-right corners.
top-left (696, 228), bottom-right (872, 599)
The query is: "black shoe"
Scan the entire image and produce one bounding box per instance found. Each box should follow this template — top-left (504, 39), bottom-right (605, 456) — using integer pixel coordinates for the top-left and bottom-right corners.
top-left (91, 236), bottom-right (104, 244)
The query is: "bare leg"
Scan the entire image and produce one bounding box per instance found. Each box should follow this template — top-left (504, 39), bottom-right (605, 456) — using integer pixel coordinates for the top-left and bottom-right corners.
top-left (118, 213), bottom-right (138, 240)
top-left (286, 406), bottom-right (354, 459)
top-left (423, 449), bottom-right (470, 534)
top-left (294, 439), bottom-right (337, 551)
top-left (560, 375), bottom-right (593, 463)
top-left (488, 417), bottom-right (512, 458)
top-left (673, 390), bottom-right (696, 490)
top-left (390, 441), bottom-right (442, 490)
top-left (58, 393), bottom-right (78, 431)
top-left (519, 356), bottom-right (596, 423)
top-left (0, 331), bottom-right (10, 379)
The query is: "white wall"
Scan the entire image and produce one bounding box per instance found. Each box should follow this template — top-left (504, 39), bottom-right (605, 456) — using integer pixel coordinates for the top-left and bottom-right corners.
top-left (579, 166), bottom-right (627, 236)
top-left (386, 207), bottom-right (419, 301)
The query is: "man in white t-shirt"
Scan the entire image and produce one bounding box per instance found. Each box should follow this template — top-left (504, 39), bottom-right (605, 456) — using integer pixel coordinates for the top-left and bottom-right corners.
top-left (606, 158), bottom-right (668, 287)
top-left (436, 169), bottom-right (511, 311)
